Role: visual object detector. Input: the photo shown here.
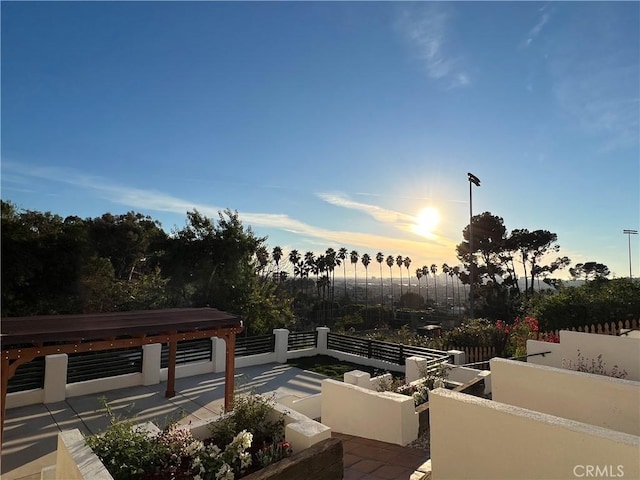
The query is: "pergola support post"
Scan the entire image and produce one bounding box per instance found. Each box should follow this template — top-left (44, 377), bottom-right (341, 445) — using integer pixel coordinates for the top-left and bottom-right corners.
top-left (165, 335), bottom-right (177, 398)
top-left (225, 332), bottom-right (236, 412)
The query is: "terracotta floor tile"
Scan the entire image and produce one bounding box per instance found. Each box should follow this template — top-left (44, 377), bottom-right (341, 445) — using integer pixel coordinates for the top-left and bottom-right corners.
top-left (373, 464), bottom-right (415, 479)
top-left (388, 452), bottom-right (429, 469)
top-left (343, 453), bottom-right (362, 468)
top-left (343, 469), bottom-right (369, 480)
top-left (350, 445), bottom-right (399, 463)
top-left (350, 458), bottom-right (387, 473)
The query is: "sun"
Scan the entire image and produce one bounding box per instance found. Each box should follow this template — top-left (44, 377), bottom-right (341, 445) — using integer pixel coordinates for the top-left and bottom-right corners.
top-left (413, 207), bottom-right (440, 237)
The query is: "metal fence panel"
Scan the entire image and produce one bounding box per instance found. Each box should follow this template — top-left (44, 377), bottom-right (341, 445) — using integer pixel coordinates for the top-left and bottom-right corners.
top-left (235, 334), bottom-right (275, 357)
top-left (288, 331), bottom-right (317, 351)
top-left (67, 347), bottom-right (143, 383)
top-left (161, 338), bottom-right (212, 368)
top-left (7, 357), bottom-right (45, 393)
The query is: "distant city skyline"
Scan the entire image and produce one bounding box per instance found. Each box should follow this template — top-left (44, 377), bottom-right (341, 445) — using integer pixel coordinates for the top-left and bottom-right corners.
top-left (2, 2), bottom-right (638, 278)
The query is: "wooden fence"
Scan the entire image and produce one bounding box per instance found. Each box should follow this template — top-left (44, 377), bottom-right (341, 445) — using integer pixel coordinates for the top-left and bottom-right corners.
top-left (448, 319), bottom-right (639, 365)
top-left (541, 319), bottom-right (638, 337)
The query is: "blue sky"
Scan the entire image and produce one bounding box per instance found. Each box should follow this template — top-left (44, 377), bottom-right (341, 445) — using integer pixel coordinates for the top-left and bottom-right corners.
top-left (2, 1), bottom-right (639, 279)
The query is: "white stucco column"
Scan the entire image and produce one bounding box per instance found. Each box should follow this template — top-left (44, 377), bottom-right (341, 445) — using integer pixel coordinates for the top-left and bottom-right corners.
top-left (44, 354), bottom-right (68, 403)
top-left (142, 344), bottom-right (162, 386)
top-left (405, 356), bottom-right (428, 383)
top-left (316, 327), bottom-right (329, 354)
top-left (273, 329), bottom-right (290, 363)
top-left (447, 350), bottom-right (466, 365)
top-left (212, 337), bottom-right (227, 373)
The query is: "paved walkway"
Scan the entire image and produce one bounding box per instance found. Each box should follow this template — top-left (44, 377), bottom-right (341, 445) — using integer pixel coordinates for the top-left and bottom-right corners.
top-left (1, 363), bottom-right (429, 479)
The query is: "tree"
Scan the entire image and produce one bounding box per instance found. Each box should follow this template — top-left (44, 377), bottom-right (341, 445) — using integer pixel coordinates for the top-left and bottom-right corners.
top-left (416, 267), bottom-right (423, 299)
top-left (350, 250), bottom-right (359, 304)
top-left (528, 277), bottom-right (639, 331)
top-left (376, 252), bottom-right (384, 305)
top-left (288, 249), bottom-right (301, 294)
top-left (272, 246), bottom-right (283, 277)
top-left (453, 265), bottom-right (462, 308)
top-left (509, 229), bottom-right (567, 293)
top-left (361, 253), bottom-right (371, 307)
top-left (422, 265), bottom-right (430, 303)
top-left (442, 263), bottom-right (450, 306)
top-left (403, 257), bottom-right (412, 295)
top-left (430, 264), bottom-right (438, 305)
top-left (396, 255), bottom-right (404, 298)
top-left (304, 251), bottom-right (316, 296)
top-left (386, 255), bottom-right (395, 308)
top-left (325, 248), bottom-right (338, 316)
top-left (338, 247), bottom-right (348, 299)
top-left (456, 212), bottom-right (508, 285)
top-left (570, 262), bottom-right (611, 282)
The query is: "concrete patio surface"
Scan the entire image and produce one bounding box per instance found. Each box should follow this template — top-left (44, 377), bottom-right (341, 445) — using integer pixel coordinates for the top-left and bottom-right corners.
top-left (1, 362), bottom-right (429, 480)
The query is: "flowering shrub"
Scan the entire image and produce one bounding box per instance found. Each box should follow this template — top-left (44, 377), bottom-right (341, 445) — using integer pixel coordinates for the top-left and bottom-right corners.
top-left (255, 440), bottom-right (292, 468)
top-left (562, 349), bottom-right (628, 379)
top-left (85, 393), bottom-right (292, 480)
top-left (379, 362), bottom-right (449, 407)
top-left (495, 316), bottom-right (553, 358)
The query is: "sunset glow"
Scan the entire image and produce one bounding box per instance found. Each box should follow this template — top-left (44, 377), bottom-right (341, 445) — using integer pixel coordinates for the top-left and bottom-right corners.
top-left (413, 207), bottom-right (440, 238)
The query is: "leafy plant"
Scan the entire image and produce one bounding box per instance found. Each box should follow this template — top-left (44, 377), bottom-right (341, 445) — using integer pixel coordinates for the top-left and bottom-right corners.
top-left (562, 350), bottom-right (628, 379)
top-left (208, 392), bottom-right (285, 450)
top-left (84, 401), bottom-right (167, 480)
top-left (86, 392), bottom-right (291, 480)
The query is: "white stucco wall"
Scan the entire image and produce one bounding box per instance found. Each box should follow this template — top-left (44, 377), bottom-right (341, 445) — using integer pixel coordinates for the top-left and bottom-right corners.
top-left (491, 358), bottom-right (640, 436)
top-left (429, 388), bottom-right (639, 480)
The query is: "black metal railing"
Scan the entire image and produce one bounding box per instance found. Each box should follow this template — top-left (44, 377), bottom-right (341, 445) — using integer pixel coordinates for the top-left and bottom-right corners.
top-left (327, 333), bottom-right (451, 366)
top-left (7, 357), bottom-right (45, 393)
top-left (235, 334), bottom-right (275, 357)
top-left (161, 338), bottom-right (212, 368)
top-left (288, 331), bottom-right (318, 351)
top-left (67, 347), bottom-right (143, 384)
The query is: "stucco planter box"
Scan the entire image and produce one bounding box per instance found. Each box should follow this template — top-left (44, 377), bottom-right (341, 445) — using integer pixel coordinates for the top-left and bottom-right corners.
top-left (47, 403), bottom-right (339, 480)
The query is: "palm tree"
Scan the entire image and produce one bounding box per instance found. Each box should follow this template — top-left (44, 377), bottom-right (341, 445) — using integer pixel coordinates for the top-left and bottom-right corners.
top-left (396, 255), bottom-right (404, 299)
top-left (416, 267), bottom-right (423, 300)
top-left (404, 256), bottom-right (412, 295)
top-left (430, 264), bottom-right (438, 306)
top-left (386, 255), bottom-right (395, 309)
top-left (422, 265), bottom-right (430, 303)
top-left (272, 246), bottom-right (283, 280)
top-left (350, 250), bottom-right (359, 304)
top-left (255, 246), bottom-right (269, 277)
top-left (453, 265), bottom-right (462, 309)
top-left (325, 248), bottom-right (338, 319)
top-left (338, 247), bottom-right (348, 299)
top-left (305, 251), bottom-right (316, 296)
top-left (361, 253), bottom-right (371, 307)
top-left (289, 249), bottom-right (301, 293)
top-left (376, 252), bottom-right (384, 306)
top-left (442, 263), bottom-right (450, 307)
top-left (449, 268), bottom-right (456, 310)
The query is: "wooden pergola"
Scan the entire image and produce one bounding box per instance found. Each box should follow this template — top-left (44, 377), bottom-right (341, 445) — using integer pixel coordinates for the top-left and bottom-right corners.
top-left (0, 308), bottom-right (244, 448)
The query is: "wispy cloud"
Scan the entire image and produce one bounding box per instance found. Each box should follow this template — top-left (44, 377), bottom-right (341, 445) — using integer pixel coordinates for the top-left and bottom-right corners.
top-left (524, 4), bottom-right (552, 47)
top-left (396, 4), bottom-right (470, 89)
top-left (551, 57), bottom-right (639, 150)
top-left (2, 163), bottom-right (458, 264)
top-left (317, 191), bottom-right (415, 227)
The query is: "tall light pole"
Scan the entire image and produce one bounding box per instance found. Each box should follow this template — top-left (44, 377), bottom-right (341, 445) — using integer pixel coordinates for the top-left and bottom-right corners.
top-left (623, 229), bottom-right (638, 278)
top-left (468, 173), bottom-right (481, 320)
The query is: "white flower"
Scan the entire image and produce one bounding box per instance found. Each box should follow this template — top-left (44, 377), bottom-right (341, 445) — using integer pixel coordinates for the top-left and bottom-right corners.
top-left (434, 378), bottom-right (445, 389)
top-left (216, 463), bottom-right (234, 480)
top-left (240, 451), bottom-right (252, 469)
top-left (236, 430), bottom-right (253, 450)
top-left (194, 475), bottom-right (202, 480)
top-left (186, 440), bottom-right (204, 456)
